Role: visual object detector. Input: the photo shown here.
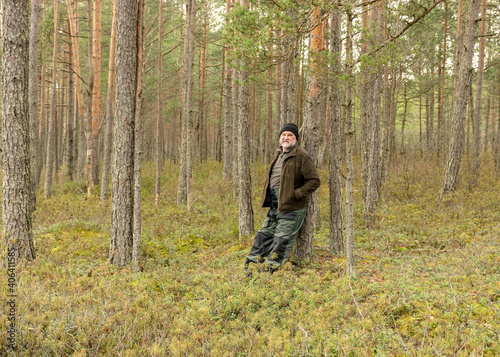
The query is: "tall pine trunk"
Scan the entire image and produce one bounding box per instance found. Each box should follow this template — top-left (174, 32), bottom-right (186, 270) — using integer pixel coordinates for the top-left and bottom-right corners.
top-left (100, 0), bottom-right (117, 202)
top-left (156, 0), bottom-right (163, 205)
top-left (176, 0), bottom-right (196, 210)
top-left (44, 0), bottom-right (60, 198)
top-left (345, 11), bottom-right (355, 276)
top-left (441, 0), bottom-right (480, 195)
top-left (296, 6), bottom-right (323, 263)
top-left (236, 1), bottom-right (254, 239)
top-left (2, 0), bottom-right (36, 262)
top-left (109, 0), bottom-right (137, 266)
top-left (471, 0), bottom-right (487, 185)
top-left (133, 0), bottom-right (144, 271)
top-left (222, 0), bottom-right (232, 181)
top-left (328, 7), bottom-right (344, 256)
top-left (29, 0), bottom-right (41, 211)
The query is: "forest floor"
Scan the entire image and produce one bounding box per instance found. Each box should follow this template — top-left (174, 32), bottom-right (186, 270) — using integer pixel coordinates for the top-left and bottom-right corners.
top-left (2, 154), bottom-right (500, 356)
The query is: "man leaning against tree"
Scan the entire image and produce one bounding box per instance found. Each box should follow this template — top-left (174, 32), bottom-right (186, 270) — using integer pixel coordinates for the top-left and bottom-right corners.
top-left (244, 123), bottom-right (321, 275)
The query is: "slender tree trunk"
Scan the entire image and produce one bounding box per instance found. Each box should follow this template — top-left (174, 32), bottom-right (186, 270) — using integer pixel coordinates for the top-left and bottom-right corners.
top-left (29, 0), bottom-right (41, 212)
top-left (495, 66), bottom-right (500, 176)
top-left (437, 1), bottom-right (448, 163)
top-left (380, 64), bottom-right (390, 184)
top-left (236, 0), bottom-right (254, 238)
top-left (471, 0), bottom-right (487, 185)
top-left (345, 11), bottom-right (355, 276)
top-left (66, 0), bottom-right (86, 180)
top-left (223, 40), bottom-right (233, 180)
top-left (266, 60), bottom-right (273, 164)
top-left (2, 0), bottom-right (36, 263)
top-left (428, 68), bottom-right (435, 156)
top-left (401, 86), bottom-right (408, 154)
top-left (156, 0), bottom-right (163, 205)
top-left (44, 0), bottom-right (60, 198)
top-left (296, 6), bottom-right (323, 263)
top-left (91, 0), bottom-right (101, 187)
top-left (196, 20), bottom-right (208, 162)
top-left (133, 0), bottom-right (144, 271)
top-left (109, 0), bottom-right (137, 267)
top-left (223, 0), bottom-right (233, 180)
top-left (67, 40), bottom-right (75, 181)
top-left (484, 91), bottom-right (490, 153)
top-left (86, 0), bottom-right (95, 195)
top-left (232, 67), bottom-right (240, 199)
top-left (329, 7), bottom-right (343, 256)
top-left (176, 0), bottom-right (196, 210)
top-left (361, 1), bottom-right (382, 227)
top-left (100, 0), bottom-right (117, 201)
top-left (441, 0), bottom-right (481, 195)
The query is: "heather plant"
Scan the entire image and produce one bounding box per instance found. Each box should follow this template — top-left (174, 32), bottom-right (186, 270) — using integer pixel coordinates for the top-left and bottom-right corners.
top-left (2, 156), bottom-right (500, 355)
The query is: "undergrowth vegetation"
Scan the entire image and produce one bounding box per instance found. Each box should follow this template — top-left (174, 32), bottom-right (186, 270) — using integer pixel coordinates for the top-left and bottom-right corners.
top-left (2, 154), bottom-right (500, 355)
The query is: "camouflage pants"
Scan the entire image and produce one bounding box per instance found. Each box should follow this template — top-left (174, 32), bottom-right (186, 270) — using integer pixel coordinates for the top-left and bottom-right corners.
top-left (245, 188), bottom-right (307, 268)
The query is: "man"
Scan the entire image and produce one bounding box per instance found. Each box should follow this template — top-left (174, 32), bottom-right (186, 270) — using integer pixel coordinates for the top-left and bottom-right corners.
top-left (244, 123), bottom-right (321, 273)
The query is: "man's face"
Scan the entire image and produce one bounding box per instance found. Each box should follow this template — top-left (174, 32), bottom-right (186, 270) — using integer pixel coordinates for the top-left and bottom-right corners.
top-left (280, 131), bottom-right (297, 150)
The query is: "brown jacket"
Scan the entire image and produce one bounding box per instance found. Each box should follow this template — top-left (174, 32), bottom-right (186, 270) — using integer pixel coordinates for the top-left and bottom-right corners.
top-left (261, 144), bottom-right (321, 211)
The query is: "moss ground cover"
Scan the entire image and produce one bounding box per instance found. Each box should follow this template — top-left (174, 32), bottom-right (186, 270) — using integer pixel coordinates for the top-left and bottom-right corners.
top-left (2, 155), bottom-right (500, 356)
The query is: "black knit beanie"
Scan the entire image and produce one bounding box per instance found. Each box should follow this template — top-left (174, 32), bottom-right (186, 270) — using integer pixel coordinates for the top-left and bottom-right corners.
top-left (279, 123), bottom-right (299, 141)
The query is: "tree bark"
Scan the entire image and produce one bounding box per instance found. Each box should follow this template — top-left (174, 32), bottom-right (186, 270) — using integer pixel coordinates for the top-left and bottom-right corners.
top-left (296, 6), bottom-right (323, 263)
top-left (29, 0), bottom-right (41, 212)
top-left (176, 0), bottom-right (196, 210)
top-left (236, 0), bottom-right (254, 239)
top-left (67, 39), bottom-right (75, 181)
top-left (222, 0), bottom-right (232, 181)
top-left (328, 7), bottom-right (344, 256)
top-left (44, 0), bottom-right (60, 198)
top-left (156, 0), bottom-right (163, 205)
top-left (222, 9), bottom-right (233, 181)
top-left (100, 0), bottom-right (117, 202)
top-left (437, 0), bottom-right (448, 163)
top-left (441, 0), bottom-right (481, 195)
top-left (345, 11), bottom-right (355, 276)
top-left (109, 0), bottom-right (137, 267)
top-left (133, 0), bottom-right (144, 271)
top-left (361, 0), bottom-right (382, 227)
top-left (86, 0), bottom-right (95, 196)
top-left (471, 0), bottom-right (487, 185)
top-left (232, 67), bottom-right (240, 199)
top-left (2, 0), bottom-right (36, 263)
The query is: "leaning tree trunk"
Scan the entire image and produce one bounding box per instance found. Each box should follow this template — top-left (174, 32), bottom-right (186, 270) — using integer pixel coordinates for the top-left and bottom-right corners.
top-left (2, 0), bottom-right (36, 263)
top-left (109, 0), bottom-right (137, 267)
top-left (328, 6), bottom-right (344, 256)
top-left (441, 0), bottom-right (481, 195)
